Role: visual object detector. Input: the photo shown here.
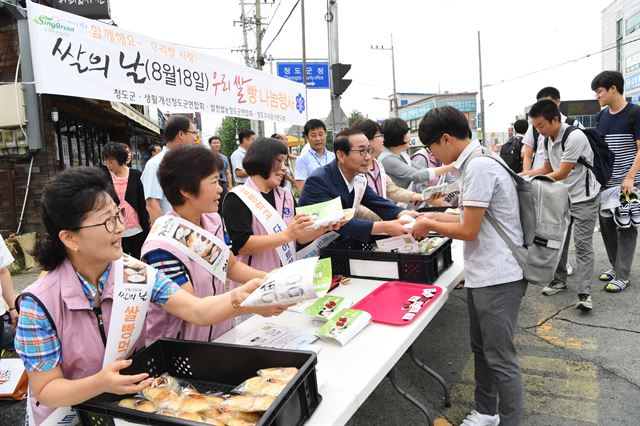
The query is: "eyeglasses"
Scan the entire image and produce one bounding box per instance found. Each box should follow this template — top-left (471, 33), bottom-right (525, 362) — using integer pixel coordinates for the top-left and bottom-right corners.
top-left (75, 208), bottom-right (125, 233)
top-left (349, 147), bottom-right (374, 156)
top-left (425, 134), bottom-right (444, 154)
top-left (183, 130), bottom-right (198, 135)
top-left (372, 134), bottom-right (384, 139)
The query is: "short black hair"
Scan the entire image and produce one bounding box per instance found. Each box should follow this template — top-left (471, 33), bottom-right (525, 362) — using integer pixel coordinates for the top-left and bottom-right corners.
top-left (350, 118), bottom-right (381, 140)
top-left (536, 87), bottom-right (561, 101)
top-left (528, 99), bottom-right (561, 122)
top-left (303, 119), bottom-right (326, 136)
top-left (238, 129), bottom-right (255, 145)
top-left (158, 144), bottom-right (223, 206)
top-left (148, 143), bottom-right (161, 156)
top-left (164, 115), bottom-right (193, 142)
top-left (381, 118), bottom-right (409, 147)
top-left (333, 128), bottom-right (365, 155)
top-left (591, 70), bottom-right (624, 94)
top-left (208, 135), bottom-right (221, 144)
top-left (102, 142), bottom-right (129, 165)
top-left (418, 106), bottom-right (471, 146)
top-left (33, 167), bottom-right (116, 270)
top-left (243, 137), bottom-right (289, 181)
top-left (513, 119), bottom-right (528, 135)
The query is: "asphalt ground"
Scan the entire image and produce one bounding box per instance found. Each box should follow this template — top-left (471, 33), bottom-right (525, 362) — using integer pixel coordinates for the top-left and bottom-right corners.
top-left (1, 231), bottom-right (638, 425)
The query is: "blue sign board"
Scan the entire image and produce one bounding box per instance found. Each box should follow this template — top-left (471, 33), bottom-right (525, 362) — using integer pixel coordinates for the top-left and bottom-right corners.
top-left (277, 62), bottom-right (329, 89)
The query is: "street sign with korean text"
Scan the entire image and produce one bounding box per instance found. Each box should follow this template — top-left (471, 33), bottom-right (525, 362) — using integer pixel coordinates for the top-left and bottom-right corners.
top-left (277, 62), bottom-right (329, 89)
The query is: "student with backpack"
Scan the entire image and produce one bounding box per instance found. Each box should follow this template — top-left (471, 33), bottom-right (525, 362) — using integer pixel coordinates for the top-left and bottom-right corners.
top-left (591, 70), bottom-right (640, 293)
top-left (412, 106), bottom-right (527, 426)
top-left (522, 99), bottom-right (600, 311)
top-left (500, 119), bottom-right (528, 173)
top-left (522, 87), bottom-right (584, 172)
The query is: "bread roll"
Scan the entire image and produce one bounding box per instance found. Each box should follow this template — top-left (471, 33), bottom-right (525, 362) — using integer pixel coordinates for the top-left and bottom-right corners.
top-left (149, 374), bottom-right (180, 391)
top-left (156, 409), bottom-right (203, 422)
top-left (257, 367), bottom-right (298, 382)
top-left (180, 394), bottom-right (211, 413)
top-left (204, 394), bottom-right (225, 408)
top-left (221, 394), bottom-right (275, 412)
top-left (243, 376), bottom-right (287, 397)
top-left (117, 398), bottom-right (156, 413)
top-left (142, 388), bottom-right (183, 410)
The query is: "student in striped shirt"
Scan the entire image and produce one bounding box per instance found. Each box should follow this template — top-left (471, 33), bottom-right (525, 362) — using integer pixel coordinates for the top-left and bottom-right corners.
top-left (592, 70), bottom-right (640, 293)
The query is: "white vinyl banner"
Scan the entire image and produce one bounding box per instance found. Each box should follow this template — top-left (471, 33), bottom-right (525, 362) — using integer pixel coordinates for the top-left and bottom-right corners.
top-left (26, 2), bottom-right (308, 124)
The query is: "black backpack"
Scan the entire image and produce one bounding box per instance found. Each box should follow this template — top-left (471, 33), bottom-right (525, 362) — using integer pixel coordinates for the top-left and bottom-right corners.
top-left (544, 126), bottom-right (615, 196)
top-left (499, 135), bottom-right (524, 173)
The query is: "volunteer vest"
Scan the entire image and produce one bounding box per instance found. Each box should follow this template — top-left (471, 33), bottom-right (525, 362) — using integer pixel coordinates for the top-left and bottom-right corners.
top-left (141, 210), bottom-right (232, 344)
top-left (235, 178), bottom-right (296, 272)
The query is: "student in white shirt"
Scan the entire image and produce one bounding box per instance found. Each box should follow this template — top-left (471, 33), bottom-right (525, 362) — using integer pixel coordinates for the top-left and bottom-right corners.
top-left (522, 87), bottom-right (584, 172)
top-left (522, 100), bottom-right (599, 311)
top-left (230, 129), bottom-right (256, 185)
top-left (412, 106), bottom-right (526, 426)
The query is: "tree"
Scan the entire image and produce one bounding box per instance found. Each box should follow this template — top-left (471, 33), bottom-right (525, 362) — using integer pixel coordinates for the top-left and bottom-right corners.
top-left (348, 109), bottom-right (364, 126)
top-left (219, 117), bottom-right (251, 157)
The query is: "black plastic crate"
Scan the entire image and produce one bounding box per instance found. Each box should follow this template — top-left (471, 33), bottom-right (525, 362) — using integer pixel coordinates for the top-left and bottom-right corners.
top-left (320, 235), bottom-right (453, 284)
top-left (75, 339), bottom-right (321, 426)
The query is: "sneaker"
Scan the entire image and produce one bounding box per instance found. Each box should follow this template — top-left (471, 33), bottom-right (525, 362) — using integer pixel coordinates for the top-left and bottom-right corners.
top-left (629, 190), bottom-right (640, 226)
top-left (460, 410), bottom-right (500, 426)
top-left (605, 278), bottom-right (630, 293)
top-left (566, 263), bottom-right (573, 276)
top-left (542, 280), bottom-right (567, 296)
top-left (576, 294), bottom-right (593, 311)
top-left (613, 193), bottom-right (632, 228)
top-left (599, 268), bottom-right (615, 281)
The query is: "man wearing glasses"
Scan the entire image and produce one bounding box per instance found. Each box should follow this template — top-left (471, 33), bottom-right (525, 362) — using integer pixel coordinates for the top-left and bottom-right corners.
top-left (299, 128), bottom-right (417, 242)
top-left (141, 115), bottom-right (198, 225)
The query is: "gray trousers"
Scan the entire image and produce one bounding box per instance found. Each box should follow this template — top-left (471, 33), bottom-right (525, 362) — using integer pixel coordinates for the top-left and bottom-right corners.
top-left (554, 195), bottom-right (599, 295)
top-left (599, 184), bottom-right (640, 281)
top-left (467, 279), bottom-right (528, 426)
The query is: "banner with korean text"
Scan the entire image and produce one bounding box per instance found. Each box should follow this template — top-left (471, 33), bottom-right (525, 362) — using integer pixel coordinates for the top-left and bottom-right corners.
top-left (26, 2), bottom-right (307, 124)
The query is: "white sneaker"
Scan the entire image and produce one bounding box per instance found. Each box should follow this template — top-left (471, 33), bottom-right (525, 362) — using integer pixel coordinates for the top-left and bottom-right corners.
top-left (460, 410), bottom-right (500, 426)
top-left (566, 263), bottom-right (573, 276)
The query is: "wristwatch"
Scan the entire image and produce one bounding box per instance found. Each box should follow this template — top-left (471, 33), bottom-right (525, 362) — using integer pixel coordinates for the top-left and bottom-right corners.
top-left (230, 289), bottom-right (241, 309)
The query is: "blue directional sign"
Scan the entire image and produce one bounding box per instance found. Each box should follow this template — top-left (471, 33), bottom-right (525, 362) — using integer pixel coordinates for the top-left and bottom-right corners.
top-left (277, 62), bottom-right (330, 89)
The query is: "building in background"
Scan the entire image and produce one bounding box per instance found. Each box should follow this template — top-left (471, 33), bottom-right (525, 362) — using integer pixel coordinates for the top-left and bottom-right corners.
top-left (602, 0), bottom-right (640, 103)
top-left (397, 92), bottom-right (478, 146)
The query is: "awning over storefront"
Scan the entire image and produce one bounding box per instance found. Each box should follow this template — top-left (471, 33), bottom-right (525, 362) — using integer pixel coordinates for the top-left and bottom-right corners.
top-left (110, 102), bottom-right (160, 134)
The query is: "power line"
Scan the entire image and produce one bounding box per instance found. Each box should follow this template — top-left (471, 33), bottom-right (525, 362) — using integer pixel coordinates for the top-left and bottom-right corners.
top-left (483, 36), bottom-right (640, 88)
top-left (263, 0), bottom-right (300, 56)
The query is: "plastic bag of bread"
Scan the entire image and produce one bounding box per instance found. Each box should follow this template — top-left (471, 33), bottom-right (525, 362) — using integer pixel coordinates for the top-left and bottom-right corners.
top-left (155, 409), bottom-right (205, 422)
top-left (220, 393), bottom-right (275, 412)
top-left (140, 387), bottom-right (183, 411)
top-left (257, 367), bottom-right (298, 382)
top-left (117, 398), bottom-right (156, 413)
top-left (233, 376), bottom-right (288, 397)
top-left (201, 408), bottom-right (261, 426)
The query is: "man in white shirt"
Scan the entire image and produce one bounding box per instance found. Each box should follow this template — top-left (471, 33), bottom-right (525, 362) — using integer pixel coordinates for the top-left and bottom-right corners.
top-left (412, 106), bottom-right (526, 426)
top-left (294, 119), bottom-right (335, 192)
top-left (230, 129), bottom-right (256, 185)
top-left (522, 87), bottom-right (584, 171)
top-left (141, 115), bottom-right (198, 225)
top-left (522, 100), bottom-right (600, 311)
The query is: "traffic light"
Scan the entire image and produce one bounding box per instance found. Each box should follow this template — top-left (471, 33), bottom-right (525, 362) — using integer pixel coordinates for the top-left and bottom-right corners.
top-left (331, 63), bottom-right (352, 97)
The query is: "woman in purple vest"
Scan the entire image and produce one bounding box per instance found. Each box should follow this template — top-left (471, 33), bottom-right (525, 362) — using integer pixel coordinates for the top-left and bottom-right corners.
top-left (14, 167), bottom-right (284, 425)
top-left (222, 137), bottom-right (333, 272)
top-left (141, 145), bottom-right (288, 344)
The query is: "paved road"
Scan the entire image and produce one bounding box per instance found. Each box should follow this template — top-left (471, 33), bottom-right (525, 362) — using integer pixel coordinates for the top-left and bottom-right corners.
top-left (1, 232), bottom-right (638, 425)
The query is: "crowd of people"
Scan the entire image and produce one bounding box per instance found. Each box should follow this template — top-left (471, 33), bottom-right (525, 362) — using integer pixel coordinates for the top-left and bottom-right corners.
top-left (0, 69), bottom-right (638, 426)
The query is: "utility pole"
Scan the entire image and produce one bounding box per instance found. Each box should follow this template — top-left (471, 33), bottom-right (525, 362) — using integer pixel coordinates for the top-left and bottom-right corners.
top-left (301, 0), bottom-right (309, 124)
top-left (477, 30), bottom-right (486, 145)
top-left (327, 0), bottom-right (347, 135)
top-left (371, 33), bottom-right (398, 117)
top-left (238, 2), bottom-right (251, 67)
top-left (255, 0), bottom-right (265, 136)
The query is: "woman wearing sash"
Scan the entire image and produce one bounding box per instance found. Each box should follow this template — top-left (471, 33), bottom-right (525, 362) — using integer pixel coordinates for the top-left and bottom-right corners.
top-left (378, 117), bottom-right (453, 190)
top-left (14, 167), bottom-right (282, 426)
top-left (142, 145), bottom-right (287, 344)
top-left (222, 137), bottom-right (333, 272)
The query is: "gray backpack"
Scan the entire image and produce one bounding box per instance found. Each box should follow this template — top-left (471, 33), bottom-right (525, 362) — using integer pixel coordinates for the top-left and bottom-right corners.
top-left (462, 148), bottom-right (571, 284)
